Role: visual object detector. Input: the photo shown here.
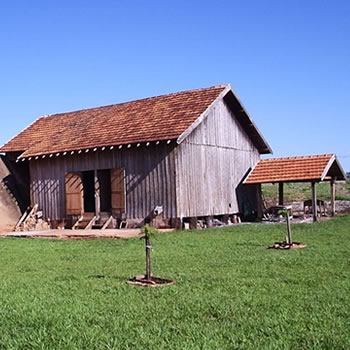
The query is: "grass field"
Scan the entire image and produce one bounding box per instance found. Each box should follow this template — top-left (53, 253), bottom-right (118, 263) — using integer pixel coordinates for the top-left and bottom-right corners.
top-left (1, 216), bottom-right (350, 349)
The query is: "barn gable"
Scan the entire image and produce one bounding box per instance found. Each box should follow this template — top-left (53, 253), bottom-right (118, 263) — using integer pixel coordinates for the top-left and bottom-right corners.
top-left (175, 95), bottom-right (262, 218)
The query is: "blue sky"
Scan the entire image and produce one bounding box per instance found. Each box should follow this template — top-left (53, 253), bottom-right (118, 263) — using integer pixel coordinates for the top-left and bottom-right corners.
top-left (1, 1), bottom-right (349, 170)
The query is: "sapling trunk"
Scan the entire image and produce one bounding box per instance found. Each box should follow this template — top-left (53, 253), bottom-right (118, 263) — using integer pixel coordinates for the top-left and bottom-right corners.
top-left (145, 234), bottom-right (151, 280)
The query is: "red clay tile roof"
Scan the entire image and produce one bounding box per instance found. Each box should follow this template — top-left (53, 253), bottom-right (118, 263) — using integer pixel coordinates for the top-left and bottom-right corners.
top-left (244, 154), bottom-right (341, 184)
top-left (1, 85), bottom-right (229, 158)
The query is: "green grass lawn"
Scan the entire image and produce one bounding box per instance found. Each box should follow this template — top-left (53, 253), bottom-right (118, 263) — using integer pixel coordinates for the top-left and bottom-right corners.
top-left (1, 216), bottom-right (350, 349)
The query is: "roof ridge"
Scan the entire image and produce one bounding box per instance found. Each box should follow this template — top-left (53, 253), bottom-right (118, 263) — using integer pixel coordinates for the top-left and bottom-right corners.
top-left (262, 154), bottom-right (334, 161)
top-left (48, 84), bottom-right (229, 118)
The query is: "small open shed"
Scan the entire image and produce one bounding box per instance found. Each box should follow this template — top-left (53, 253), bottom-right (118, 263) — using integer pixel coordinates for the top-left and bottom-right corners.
top-left (244, 154), bottom-right (346, 221)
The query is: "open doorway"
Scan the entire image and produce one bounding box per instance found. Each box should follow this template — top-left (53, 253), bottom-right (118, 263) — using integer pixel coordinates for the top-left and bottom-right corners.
top-left (65, 168), bottom-right (125, 216)
top-left (82, 171), bottom-right (95, 213)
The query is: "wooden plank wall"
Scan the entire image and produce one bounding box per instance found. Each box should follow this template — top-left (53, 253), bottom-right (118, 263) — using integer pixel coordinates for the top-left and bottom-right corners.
top-left (175, 99), bottom-right (260, 218)
top-left (29, 143), bottom-right (177, 221)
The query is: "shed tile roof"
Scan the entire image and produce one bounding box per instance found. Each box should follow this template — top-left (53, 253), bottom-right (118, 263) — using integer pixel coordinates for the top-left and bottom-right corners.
top-left (244, 154), bottom-right (339, 184)
top-left (1, 85), bottom-right (228, 158)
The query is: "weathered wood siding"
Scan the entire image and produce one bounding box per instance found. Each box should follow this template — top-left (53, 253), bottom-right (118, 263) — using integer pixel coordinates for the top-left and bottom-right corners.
top-left (175, 99), bottom-right (260, 217)
top-left (29, 144), bottom-right (177, 220)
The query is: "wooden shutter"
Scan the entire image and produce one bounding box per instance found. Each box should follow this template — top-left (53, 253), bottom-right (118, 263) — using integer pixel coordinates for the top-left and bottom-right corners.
top-left (111, 169), bottom-right (125, 214)
top-left (65, 172), bottom-right (83, 215)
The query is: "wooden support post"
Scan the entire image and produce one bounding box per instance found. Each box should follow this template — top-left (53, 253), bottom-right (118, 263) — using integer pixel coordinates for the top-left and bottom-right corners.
top-left (206, 216), bottom-right (214, 228)
top-left (173, 218), bottom-right (183, 230)
top-left (330, 179), bottom-right (336, 217)
top-left (257, 184), bottom-right (263, 220)
top-left (189, 217), bottom-right (198, 229)
top-left (311, 182), bottom-right (317, 222)
top-left (278, 182), bottom-right (284, 206)
top-left (94, 170), bottom-right (100, 217)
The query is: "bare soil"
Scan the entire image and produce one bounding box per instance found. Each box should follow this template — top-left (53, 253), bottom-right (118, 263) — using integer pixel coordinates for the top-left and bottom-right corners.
top-left (2, 228), bottom-right (174, 240)
top-left (127, 274), bottom-right (176, 287)
top-left (268, 241), bottom-right (307, 250)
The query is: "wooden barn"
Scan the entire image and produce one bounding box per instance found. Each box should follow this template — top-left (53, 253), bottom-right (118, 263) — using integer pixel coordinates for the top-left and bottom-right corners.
top-left (0, 84), bottom-right (271, 229)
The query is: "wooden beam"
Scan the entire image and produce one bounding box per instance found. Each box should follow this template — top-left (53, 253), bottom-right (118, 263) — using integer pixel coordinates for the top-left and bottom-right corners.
top-left (312, 182), bottom-right (317, 222)
top-left (85, 215), bottom-right (98, 230)
top-left (278, 182), bottom-right (284, 205)
top-left (102, 216), bottom-right (113, 230)
top-left (330, 179), bottom-right (336, 217)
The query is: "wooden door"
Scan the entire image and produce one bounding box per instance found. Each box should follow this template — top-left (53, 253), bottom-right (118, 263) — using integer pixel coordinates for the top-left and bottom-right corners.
top-left (65, 172), bottom-right (83, 215)
top-left (111, 169), bottom-right (125, 214)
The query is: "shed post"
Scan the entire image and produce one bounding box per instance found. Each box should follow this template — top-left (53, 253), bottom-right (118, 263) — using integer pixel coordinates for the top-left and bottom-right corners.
top-left (311, 181), bottom-right (317, 222)
top-left (94, 170), bottom-right (100, 217)
top-left (257, 184), bottom-right (263, 220)
top-left (278, 182), bottom-right (284, 205)
top-left (330, 179), bottom-right (336, 217)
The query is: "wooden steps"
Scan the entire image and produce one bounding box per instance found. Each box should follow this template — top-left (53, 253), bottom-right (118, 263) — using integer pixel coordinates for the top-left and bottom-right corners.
top-left (72, 212), bottom-right (114, 230)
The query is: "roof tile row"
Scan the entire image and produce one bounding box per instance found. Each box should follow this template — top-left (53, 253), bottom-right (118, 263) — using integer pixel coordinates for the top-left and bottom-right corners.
top-left (1, 85), bottom-right (227, 157)
top-left (244, 154), bottom-right (334, 184)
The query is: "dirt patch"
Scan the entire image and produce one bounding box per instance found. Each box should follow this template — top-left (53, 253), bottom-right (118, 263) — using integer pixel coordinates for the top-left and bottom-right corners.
top-left (127, 274), bottom-right (176, 287)
top-left (268, 241), bottom-right (307, 250)
top-left (2, 228), bottom-right (174, 240)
